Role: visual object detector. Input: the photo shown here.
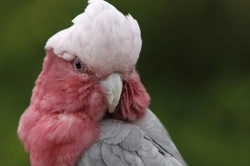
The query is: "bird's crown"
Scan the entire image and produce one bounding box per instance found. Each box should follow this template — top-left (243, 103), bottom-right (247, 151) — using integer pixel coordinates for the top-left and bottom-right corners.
top-left (45, 0), bottom-right (142, 77)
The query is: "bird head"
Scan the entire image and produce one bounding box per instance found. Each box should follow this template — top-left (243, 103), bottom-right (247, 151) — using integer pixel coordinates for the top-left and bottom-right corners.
top-left (43, 0), bottom-right (150, 120)
top-left (18, 0), bottom-right (150, 165)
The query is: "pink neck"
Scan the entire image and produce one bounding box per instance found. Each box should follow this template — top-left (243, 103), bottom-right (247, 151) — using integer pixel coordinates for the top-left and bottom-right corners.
top-left (26, 107), bottom-right (100, 166)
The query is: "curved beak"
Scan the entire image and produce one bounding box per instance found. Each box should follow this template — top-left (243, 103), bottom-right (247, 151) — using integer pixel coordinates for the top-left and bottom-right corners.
top-left (100, 73), bottom-right (123, 113)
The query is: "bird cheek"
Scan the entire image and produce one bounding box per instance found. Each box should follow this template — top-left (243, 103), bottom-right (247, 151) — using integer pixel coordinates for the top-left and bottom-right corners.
top-left (80, 83), bottom-right (109, 121)
top-left (113, 70), bottom-right (150, 121)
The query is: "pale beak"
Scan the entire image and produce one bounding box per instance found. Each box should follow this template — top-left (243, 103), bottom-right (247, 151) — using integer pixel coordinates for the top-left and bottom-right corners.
top-left (100, 73), bottom-right (123, 113)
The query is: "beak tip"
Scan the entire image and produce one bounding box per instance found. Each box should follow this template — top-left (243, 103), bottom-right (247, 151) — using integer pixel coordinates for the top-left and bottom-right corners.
top-left (101, 73), bottom-right (123, 114)
top-left (108, 108), bottom-right (116, 113)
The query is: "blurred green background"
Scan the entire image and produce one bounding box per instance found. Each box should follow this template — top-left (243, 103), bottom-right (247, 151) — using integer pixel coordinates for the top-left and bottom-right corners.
top-left (1, 0), bottom-right (250, 165)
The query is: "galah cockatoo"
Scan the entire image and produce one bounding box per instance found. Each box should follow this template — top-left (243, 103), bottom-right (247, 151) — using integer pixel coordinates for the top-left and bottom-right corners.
top-left (17, 0), bottom-right (186, 166)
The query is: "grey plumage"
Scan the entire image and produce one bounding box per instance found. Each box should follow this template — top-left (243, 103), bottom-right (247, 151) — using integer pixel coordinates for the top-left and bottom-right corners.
top-left (76, 109), bottom-right (187, 166)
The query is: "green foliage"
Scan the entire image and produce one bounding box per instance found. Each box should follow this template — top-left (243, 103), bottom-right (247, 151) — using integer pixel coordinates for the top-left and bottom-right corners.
top-left (0, 0), bottom-right (249, 165)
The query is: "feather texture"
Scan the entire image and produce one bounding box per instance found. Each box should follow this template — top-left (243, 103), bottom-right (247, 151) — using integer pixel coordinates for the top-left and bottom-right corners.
top-left (17, 1), bottom-right (186, 166)
top-left (45, 0), bottom-right (142, 77)
top-left (76, 109), bottom-right (186, 166)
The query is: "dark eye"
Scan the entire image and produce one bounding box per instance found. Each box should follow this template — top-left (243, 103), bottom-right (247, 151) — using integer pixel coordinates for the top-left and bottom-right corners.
top-left (74, 57), bottom-right (83, 71)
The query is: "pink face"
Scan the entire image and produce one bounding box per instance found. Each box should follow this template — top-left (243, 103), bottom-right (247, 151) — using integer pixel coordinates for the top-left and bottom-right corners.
top-left (18, 49), bottom-right (150, 166)
top-left (31, 49), bottom-right (108, 120)
top-left (31, 49), bottom-right (150, 120)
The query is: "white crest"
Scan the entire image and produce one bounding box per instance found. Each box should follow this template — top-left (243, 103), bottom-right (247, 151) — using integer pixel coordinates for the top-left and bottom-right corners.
top-left (45, 0), bottom-right (142, 76)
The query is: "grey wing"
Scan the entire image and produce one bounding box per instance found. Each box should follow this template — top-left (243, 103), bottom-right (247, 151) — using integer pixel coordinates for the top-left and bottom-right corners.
top-left (76, 119), bottom-right (184, 166)
top-left (133, 109), bottom-right (187, 166)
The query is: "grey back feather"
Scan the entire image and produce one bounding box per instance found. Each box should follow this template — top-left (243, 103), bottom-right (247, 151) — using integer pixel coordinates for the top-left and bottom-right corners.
top-left (76, 109), bottom-right (187, 166)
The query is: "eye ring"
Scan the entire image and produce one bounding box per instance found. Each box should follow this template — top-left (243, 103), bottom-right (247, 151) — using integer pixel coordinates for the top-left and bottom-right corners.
top-left (74, 57), bottom-right (83, 72)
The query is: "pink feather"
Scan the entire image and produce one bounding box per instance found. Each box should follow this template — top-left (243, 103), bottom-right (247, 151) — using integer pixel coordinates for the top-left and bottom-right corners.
top-left (18, 51), bottom-right (108, 166)
top-left (113, 70), bottom-right (150, 121)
